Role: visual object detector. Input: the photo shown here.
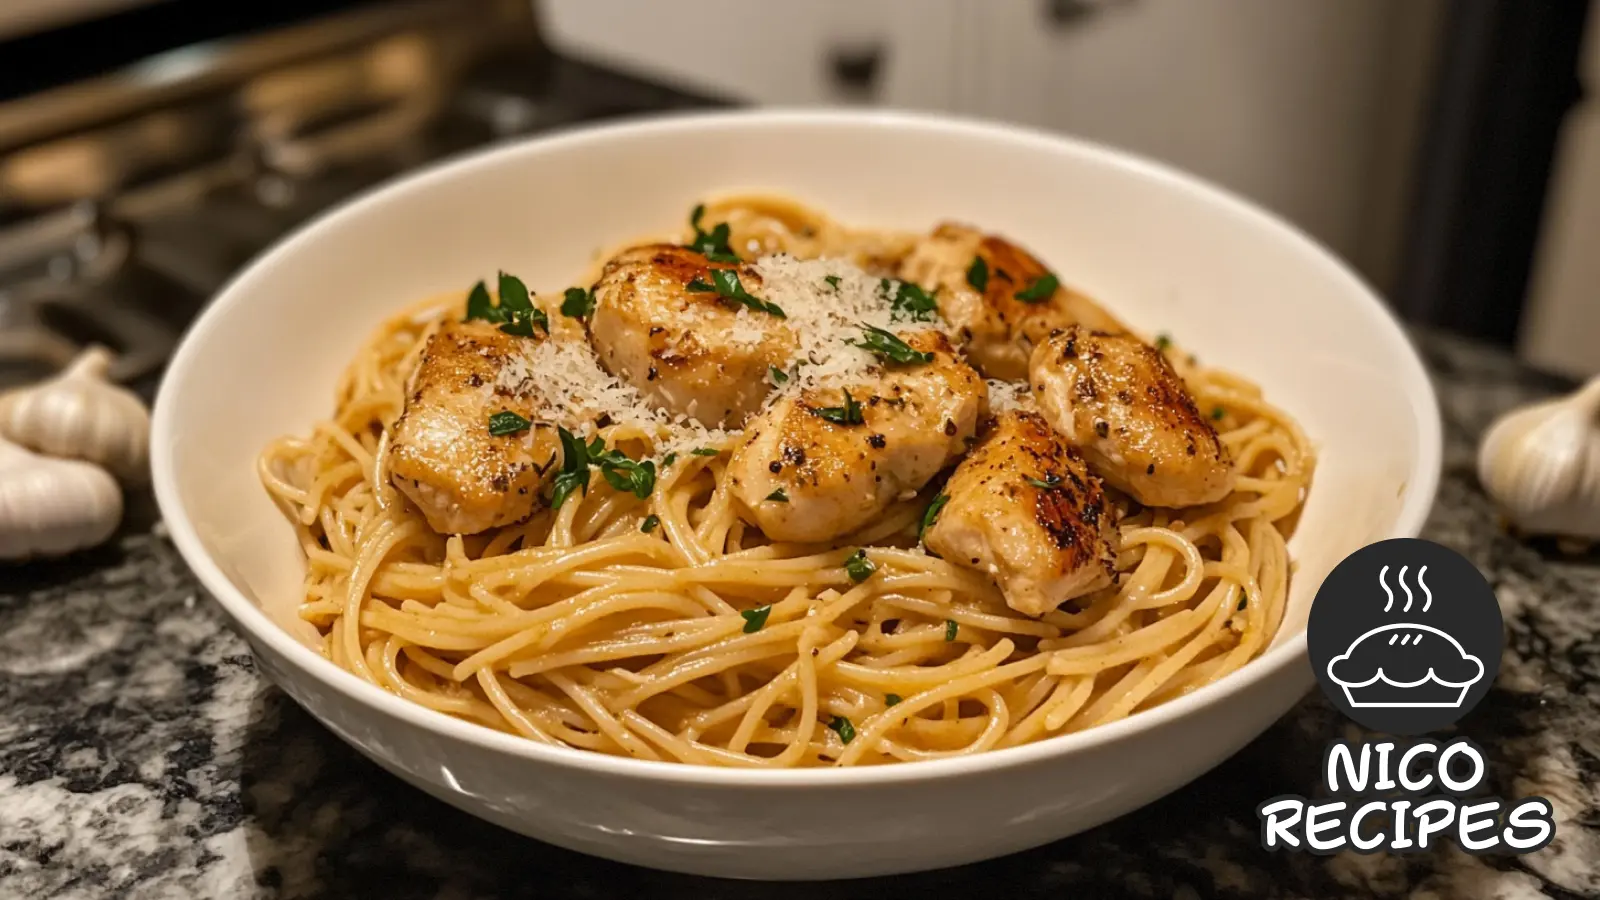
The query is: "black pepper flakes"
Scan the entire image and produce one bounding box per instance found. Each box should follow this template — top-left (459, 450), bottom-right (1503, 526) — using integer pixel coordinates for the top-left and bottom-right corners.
top-left (1094, 421), bottom-right (1110, 438)
top-left (768, 461), bottom-right (783, 474)
top-left (868, 434), bottom-right (887, 449)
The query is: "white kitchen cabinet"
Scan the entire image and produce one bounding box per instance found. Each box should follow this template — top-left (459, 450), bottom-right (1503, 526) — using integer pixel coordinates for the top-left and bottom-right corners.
top-left (961, 0), bottom-right (1441, 278)
top-left (541, 0), bottom-right (963, 110)
top-left (1517, 9), bottom-right (1600, 378)
top-left (541, 0), bottom-right (1440, 284)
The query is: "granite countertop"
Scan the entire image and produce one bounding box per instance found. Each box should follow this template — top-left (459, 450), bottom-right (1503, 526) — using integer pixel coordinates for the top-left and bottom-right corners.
top-left (3, 331), bottom-right (1599, 900)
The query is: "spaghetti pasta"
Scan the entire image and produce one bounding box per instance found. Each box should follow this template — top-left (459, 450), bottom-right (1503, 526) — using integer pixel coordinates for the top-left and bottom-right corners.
top-left (259, 196), bottom-right (1314, 767)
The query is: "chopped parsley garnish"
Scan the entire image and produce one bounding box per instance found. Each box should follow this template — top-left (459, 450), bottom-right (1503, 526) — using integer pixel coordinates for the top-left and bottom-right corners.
top-left (640, 514), bottom-right (661, 533)
top-left (595, 450), bottom-right (656, 499)
top-left (1154, 333), bottom-right (1172, 352)
top-left (828, 715), bottom-right (856, 745)
top-left (1025, 474), bottom-right (1062, 490)
top-left (560, 286), bottom-right (595, 318)
top-left (856, 324), bottom-right (934, 366)
top-left (547, 429), bottom-right (655, 505)
top-left (1014, 272), bottom-right (1059, 304)
top-left (499, 308), bottom-right (548, 336)
top-left (692, 447), bottom-right (720, 457)
top-left (919, 493), bottom-right (949, 541)
top-left (945, 619), bottom-right (959, 642)
top-left (885, 693), bottom-right (903, 707)
top-left (550, 427), bottom-right (603, 509)
top-left (965, 256), bottom-right (989, 292)
top-left (687, 270), bottom-right (783, 316)
top-left (1211, 406), bottom-right (1226, 421)
top-left (740, 605), bottom-right (772, 633)
top-left (487, 411), bottom-right (532, 437)
top-left (661, 452), bottom-right (678, 467)
top-left (463, 272), bottom-right (548, 336)
top-left (810, 389), bottom-right (865, 426)
top-left (845, 549), bottom-right (875, 583)
top-left (686, 204), bottom-right (740, 263)
top-left (710, 268), bottom-right (785, 317)
top-left (765, 488), bottom-right (789, 503)
top-left (769, 366), bottom-right (790, 385)
top-left (889, 281), bottom-right (939, 322)
top-left (465, 280), bottom-right (496, 321)
top-left (497, 271), bottom-right (546, 335)
top-left (824, 274), bottom-right (841, 290)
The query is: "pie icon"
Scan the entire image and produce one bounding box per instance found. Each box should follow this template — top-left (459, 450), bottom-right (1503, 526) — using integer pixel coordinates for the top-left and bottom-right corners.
top-left (1325, 623), bottom-right (1485, 708)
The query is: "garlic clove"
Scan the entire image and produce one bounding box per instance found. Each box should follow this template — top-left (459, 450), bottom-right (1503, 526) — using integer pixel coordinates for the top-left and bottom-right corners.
top-left (0, 436), bottom-right (123, 560)
top-left (0, 345), bottom-right (151, 484)
top-left (1478, 377), bottom-right (1600, 539)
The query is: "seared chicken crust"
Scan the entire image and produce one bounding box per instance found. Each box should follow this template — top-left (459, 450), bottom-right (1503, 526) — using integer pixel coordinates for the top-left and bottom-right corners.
top-left (899, 223), bottom-right (1125, 380)
top-left (1029, 326), bottom-right (1234, 508)
top-left (388, 318), bottom-right (559, 534)
top-left (589, 244), bottom-right (796, 428)
top-left (729, 331), bottom-right (985, 543)
top-left (925, 410), bottom-right (1119, 616)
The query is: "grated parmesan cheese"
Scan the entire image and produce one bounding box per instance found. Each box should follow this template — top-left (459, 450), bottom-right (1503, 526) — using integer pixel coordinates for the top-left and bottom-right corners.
top-left (986, 379), bottom-right (1032, 415)
top-left (752, 254), bottom-right (953, 396)
top-left (726, 306), bottom-right (769, 352)
top-left (496, 335), bottom-right (729, 460)
top-left (492, 254), bottom-right (952, 461)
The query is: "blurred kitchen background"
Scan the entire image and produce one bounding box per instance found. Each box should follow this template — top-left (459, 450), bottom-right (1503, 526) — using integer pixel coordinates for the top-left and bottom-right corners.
top-left (1, 0), bottom-right (1595, 388)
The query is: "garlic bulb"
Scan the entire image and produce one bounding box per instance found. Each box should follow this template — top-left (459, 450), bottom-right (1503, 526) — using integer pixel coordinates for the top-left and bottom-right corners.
top-left (0, 436), bottom-right (123, 560)
top-left (0, 346), bottom-right (150, 483)
top-left (1478, 377), bottom-right (1600, 539)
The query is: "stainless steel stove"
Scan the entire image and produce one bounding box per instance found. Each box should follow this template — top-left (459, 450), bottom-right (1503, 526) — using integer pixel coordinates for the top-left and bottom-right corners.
top-left (0, 0), bottom-right (721, 391)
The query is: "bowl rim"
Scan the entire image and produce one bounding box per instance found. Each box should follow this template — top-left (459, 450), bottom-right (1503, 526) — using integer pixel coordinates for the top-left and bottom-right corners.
top-left (151, 107), bottom-right (1442, 787)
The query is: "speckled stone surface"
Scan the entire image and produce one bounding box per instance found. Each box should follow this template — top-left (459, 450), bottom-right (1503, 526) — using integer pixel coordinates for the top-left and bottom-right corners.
top-left (3, 332), bottom-right (1599, 900)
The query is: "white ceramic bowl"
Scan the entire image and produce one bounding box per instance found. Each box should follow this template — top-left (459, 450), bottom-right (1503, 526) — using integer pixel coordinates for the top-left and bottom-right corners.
top-left (151, 110), bottom-right (1441, 880)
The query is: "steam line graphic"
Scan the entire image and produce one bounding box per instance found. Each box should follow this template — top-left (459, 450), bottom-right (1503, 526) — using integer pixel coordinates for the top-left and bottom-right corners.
top-left (1377, 565), bottom-right (1431, 612)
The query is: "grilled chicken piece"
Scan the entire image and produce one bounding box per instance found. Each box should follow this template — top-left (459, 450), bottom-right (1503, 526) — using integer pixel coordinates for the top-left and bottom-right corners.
top-left (898, 222), bottom-right (1125, 380)
top-left (388, 317), bottom-right (559, 534)
top-left (1029, 327), bottom-right (1234, 508)
top-left (589, 244), bottom-right (796, 428)
top-left (925, 411), bottom-right (1118, 617)
top-left (730, 331), bottom-right (985, 543)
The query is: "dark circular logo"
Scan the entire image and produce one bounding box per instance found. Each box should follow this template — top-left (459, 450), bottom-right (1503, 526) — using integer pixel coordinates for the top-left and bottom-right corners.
top-left (1307, 538), bottom-right (1502, 735)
